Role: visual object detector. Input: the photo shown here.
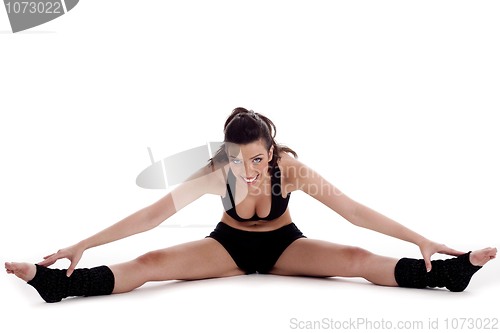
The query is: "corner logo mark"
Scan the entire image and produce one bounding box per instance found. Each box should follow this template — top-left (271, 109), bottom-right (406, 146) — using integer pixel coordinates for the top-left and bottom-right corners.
top-left (4, 0), bottom-right (79, 33)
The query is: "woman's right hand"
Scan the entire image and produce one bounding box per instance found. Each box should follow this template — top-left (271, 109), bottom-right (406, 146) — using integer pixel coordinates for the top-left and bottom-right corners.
top-left (38, 242), bottom-right (85, 277)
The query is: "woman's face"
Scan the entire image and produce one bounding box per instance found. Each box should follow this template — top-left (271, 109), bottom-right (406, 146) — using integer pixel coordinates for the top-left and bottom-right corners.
top-left (226, 140), bottom-right (273, 188)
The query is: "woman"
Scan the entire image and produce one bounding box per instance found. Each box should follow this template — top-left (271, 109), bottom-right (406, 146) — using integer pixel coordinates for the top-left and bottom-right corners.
top-left (5, 107), bottom-right (496, 303)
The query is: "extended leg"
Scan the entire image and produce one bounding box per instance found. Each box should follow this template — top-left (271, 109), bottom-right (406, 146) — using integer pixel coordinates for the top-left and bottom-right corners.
top-left (270, 239), bottom-right (496, 292)
top-left (6, 238), bottom-right (244, 302)
top-left (270, 238), bottom-right (399, 286)
top-left (110, 238), bottom-right (244, 293)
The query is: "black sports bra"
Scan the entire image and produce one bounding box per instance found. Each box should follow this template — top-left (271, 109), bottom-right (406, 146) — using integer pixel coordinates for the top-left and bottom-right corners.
top-left (221, 166), bottom-right (290, 222)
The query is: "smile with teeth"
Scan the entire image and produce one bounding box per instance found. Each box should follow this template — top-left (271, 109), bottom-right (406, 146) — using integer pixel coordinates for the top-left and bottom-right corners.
top-left (242, 174), bottom-right (259, 184)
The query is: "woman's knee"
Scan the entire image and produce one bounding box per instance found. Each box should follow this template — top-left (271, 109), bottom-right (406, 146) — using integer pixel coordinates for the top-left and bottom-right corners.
top-left (135, 250), bottom-right (169, 268)
top-left (344, 246), bottom-right (373, 270)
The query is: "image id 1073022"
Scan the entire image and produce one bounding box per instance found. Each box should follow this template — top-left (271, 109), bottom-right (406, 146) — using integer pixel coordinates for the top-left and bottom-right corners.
top-left (3, 0), bottom-right (78, 32)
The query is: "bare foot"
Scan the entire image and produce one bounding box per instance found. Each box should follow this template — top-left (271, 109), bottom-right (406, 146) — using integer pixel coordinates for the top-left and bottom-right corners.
top-left (469, 247), bottom-right (497, 266)
top-left (5, 262), bottom-right (36, 282)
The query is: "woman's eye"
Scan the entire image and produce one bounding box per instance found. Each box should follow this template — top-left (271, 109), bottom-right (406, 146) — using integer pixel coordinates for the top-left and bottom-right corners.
top-left (253, 158), bottom-right (262, 164)
top-left (232, 159), bottom-right (242, 164)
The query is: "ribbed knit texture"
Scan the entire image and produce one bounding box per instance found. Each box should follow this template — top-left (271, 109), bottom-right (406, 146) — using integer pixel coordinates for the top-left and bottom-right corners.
top-left (27, 264), bottom-right (115, 303)
top-left (394, 252), bottom-right (482, 292)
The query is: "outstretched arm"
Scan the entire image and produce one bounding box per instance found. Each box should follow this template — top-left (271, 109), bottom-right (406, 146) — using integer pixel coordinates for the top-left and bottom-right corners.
top-left (284, 156), bottom-right (464, 271)
top-left (39, 165), bottom-right (218, 276)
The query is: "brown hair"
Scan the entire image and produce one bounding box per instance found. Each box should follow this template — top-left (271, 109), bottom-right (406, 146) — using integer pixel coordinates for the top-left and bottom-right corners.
top-left (209, 107), bottom-right (297, 170)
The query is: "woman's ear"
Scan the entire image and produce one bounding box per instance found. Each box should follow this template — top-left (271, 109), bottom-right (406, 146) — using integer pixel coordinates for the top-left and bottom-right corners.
top-left (268, 146), bottom-right (274, 161)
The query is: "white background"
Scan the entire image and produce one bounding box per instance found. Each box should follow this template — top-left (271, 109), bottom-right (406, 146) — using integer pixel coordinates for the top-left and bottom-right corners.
top-left (1, 1), bottom-right (499, 332)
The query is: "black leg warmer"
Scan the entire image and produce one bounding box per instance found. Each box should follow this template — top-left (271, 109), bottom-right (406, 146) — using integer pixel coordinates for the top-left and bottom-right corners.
top-left (27, 264), bottom-right (115, 303)
top-left (394, 251), bottom-right (482, 292)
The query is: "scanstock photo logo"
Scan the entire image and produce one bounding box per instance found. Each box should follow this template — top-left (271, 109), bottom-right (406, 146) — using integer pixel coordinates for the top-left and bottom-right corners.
top-left (3, 0), bottom-right (79, 33)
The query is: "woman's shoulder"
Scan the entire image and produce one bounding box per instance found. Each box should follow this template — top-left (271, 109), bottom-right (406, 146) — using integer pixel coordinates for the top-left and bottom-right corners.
top-left (277, 152), bottom-right (310, 191)
top-left (278, 151), bottom-right (305, 172)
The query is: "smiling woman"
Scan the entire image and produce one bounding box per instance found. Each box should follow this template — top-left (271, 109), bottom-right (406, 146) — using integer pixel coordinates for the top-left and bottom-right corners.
top-left (5, 107), bottom-right (497, 303)
top-left (210, 107), bottom-right (297, 171)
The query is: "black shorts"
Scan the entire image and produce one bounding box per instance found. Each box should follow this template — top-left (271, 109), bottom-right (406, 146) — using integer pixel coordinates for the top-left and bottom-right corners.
top-left (207, 222), bottom-right (306, 274)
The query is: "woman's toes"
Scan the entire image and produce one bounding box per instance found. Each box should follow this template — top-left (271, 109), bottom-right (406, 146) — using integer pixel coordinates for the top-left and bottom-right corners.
top-left (5, 262), bottom-right (36, 282)
top-left (470, 248), bottom-right (497, 266)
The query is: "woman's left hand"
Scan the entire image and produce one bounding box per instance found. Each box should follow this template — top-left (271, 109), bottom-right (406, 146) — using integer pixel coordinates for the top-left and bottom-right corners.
top-left (419, 239), bottom-right (465, 272)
